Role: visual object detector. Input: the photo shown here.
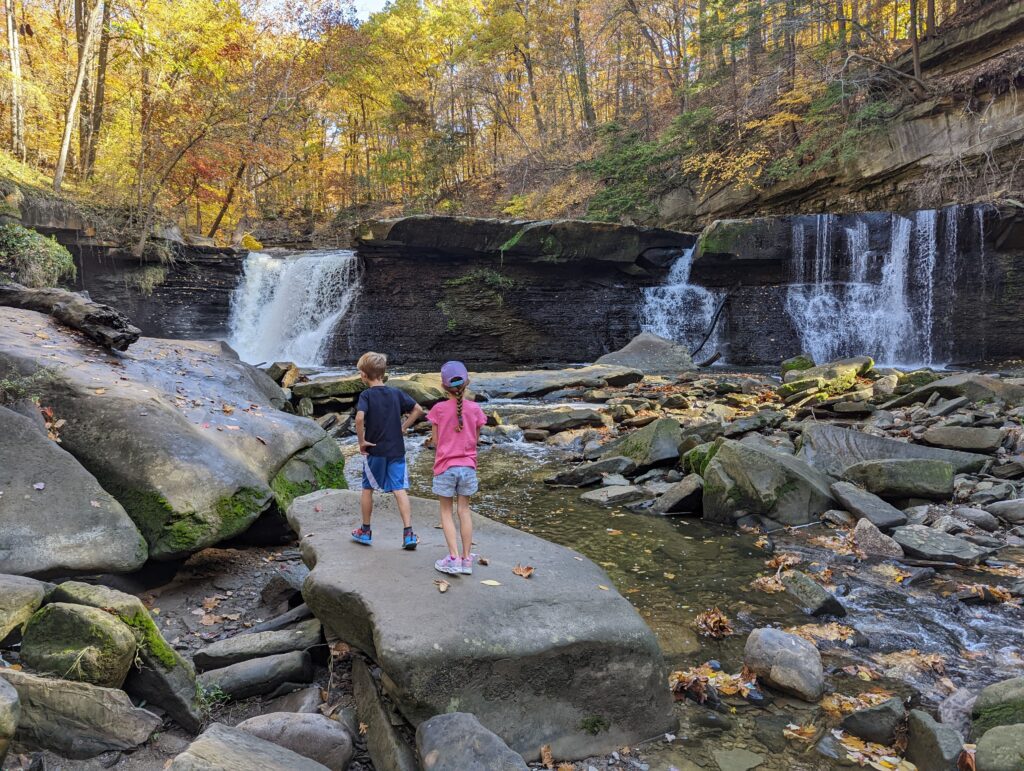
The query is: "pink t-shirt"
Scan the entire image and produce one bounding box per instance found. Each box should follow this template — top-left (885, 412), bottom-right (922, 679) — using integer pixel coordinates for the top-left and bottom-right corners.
top-left (427, 398), bottom-right (487, 475)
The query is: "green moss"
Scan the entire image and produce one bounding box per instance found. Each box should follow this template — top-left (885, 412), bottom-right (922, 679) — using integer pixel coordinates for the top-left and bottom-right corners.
top-left (272, 460), bottom-right (347, 511)
top-left (0, 368), bottom-right (54, 404)
top-left (122, 608), bottom-right (179, 670)
top-left (781, 354), bottom-right (815, 375)
top-left (973, 702), bottom-right (1024, 738)
top-left (684, 440), bottom-right (721, 476)
top-left (214, 487), bottom-right (267, 536)
top-left (579, 715), bottom-right (610, 735)
top-left (315, 459), bottom-right (348, 490)
top-left (0, 222), bottom-right (76, 287)
top-left (498, 227), bottom-right (526, 253)
top-left (444, 268), bottom-right (517, 291)
top-left (117, 489), bottom-right (178, 546)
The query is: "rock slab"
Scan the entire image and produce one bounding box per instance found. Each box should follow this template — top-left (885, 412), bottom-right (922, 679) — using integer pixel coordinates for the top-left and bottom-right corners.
top-left (193, 619), bottom-right (321, 671)
top-left (170, 722), bottom-right (330, 770)
top-left (595, 331), bottom-right (695, 374)
top-left (831, 482), bottom-right (908, 531)
top-left (842, 458), bottom-right (954, 499)
top-left (417, 712), bottom-right (529, 771)
top-left (236, 712), bottom-right (354, 770)
top-left (288, 489), bottom-right (675, 761)
top-left (892, 525), bottom-right (988, 565)
top-left (905, 709), bottom-right (963, 770)
top-left (0, 574), bottom-right (46, 641)
top-left (199, 650), bottom-right (314, 700)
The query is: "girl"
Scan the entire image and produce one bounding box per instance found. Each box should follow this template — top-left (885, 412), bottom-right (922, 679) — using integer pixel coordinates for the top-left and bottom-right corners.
top-left (427, 361), bottom-right (487, 575)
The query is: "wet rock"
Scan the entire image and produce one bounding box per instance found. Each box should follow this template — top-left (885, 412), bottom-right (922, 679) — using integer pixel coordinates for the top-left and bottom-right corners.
top-left (199, 651), bottom-right (314, 701)
top-left (602, 474), bottom-right (631, 487)
top-left (0, 407), bottom-right (147, 577)
top-left (517, 408), bottom-right (606, 433)
top-left (822, 509), bottom-right (857, 527)
top-left (971, 677), bottom-right (1024, 739)
top-left (0, 677), bottom-right (18, 762)
top-left (840, 697), bottom-right (905, 745)
top-left (932, 514), bottom-right (969, 534)
top-left (595, 331), bottom-right (694, 374)
top-left (352, 657), bottom-right (418, 771)
top-left (236, 712), bottom-right (354, 770)
top-left (923, 426), bottom-right (1006, 453)
top-left (985, 499), bottom-right (1024, 525)
top-left (743, 628), bottom-right (824, 702)
top-left (975, 724), bottom-right (1024, 771)
top-left (702, 439), bottom-right (836, 527)
top-left (21, 603), bottom-right (137, 688)
top-left (852, 518), bottom-right (904, 557)
top-left (842, 459), bottom-right (954, 499)
top-left (472, 365), bottom-right (642, 399)
top-left (651, 474), bottom-right (703, 515)
top-left (580, 485), bottom-right (651, 506)
top-left (0, 574), bottom-right (46, 642)
top-left (885, 373), bottom-right (1024, 410)
top-left (905, 709), bottom-right (963, 771)
top-left (545, 458), bottom-right (640, 488)
top-left (800, 423), bottom-right (988, 476)
top-left (523, 429), bottom-right (549, 442)
top-left (170, 722), bottom-right (329, 770)
top-left (722, 410), bottom-right (786, 438)
top-left (245, 603), bottom-right (314, 635)
top-left (952, 507), bottom-right (1000, 532)
top-left (781, 571), bottom-right (846, 616)
top-left (193, 619), bottom-right (322, 671)
top-left (264, 362), bottom-right (299, 386)
top-left (753, 713), bottom-right (792, 753)
top-left (388, 374), bottom-right (450, 407)
top-left (891, 525), bottom-right (988, 565)
top-left (711, 748), bottom-right (764, 771)
top-left (783, 356), bottom-right (873, 386)
top-left (599, 417), bottom-right (682, 470)
top-left (417, 712), bottom-right (528, 771)
top-left (264, 686), bottom-right (323, 714)
top-left (0, 668), bottom-right (160, 759)
top-left (830, 482), bottom-right (908, 531)
top-left (288, 490), bottom-right (675, 761)
top-left (50, 581), bottom-right (202, 732)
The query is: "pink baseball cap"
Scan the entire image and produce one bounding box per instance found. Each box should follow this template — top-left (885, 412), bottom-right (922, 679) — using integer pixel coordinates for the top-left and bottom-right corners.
top-left (440, 361), bottom-right (469, 388)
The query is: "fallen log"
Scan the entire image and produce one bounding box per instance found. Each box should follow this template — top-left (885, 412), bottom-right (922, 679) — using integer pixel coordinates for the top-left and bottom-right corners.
top-left (0, 282), bottom-right (141, 350)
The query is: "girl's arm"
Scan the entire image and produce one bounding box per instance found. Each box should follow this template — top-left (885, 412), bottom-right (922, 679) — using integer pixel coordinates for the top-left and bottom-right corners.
top-left (426, 422), bottom-right (438, 450)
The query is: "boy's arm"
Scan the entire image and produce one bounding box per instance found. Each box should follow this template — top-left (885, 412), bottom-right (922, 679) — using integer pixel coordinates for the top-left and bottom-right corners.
top-left (402, 403), bottom-right (424, 432)
top-left (355, 410), bottom-right (374, 455)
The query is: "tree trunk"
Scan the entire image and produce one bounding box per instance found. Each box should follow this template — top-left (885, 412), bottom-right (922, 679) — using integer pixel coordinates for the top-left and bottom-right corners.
top-left (571, 2), bottom-right (596, 129)
top-left (698, 0), bottom-right (709, 78)
top-left (909, 0), bottom-right (922, 79)
top-left (75, 0), bottom-right (93, 178)
top-left (207, 161), bottom-right (246, 239)
top-left (625, 0), bottom-right (679, 91)
top-left (850, 0), bottom-right (861, 47)
top-left (520, 44), bottom-right (546, 136)
top-left (83, 0), bottom-right (110, 178)
top-left (5, 0), bottom-right (25, 160)
top-left (784, 0), bottom-right (797, 90)
top-left (54, 0), bottom-right (103, 192)
top-left (926, 0), bottom-right (936, 36)
top-left (836, 0), bottom-right (848, 59)
top-left (747, 0), bottom-right (764, 61)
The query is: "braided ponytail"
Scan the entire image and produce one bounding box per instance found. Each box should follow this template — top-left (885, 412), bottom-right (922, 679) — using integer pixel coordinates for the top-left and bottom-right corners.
top-left (454, 385), bottom-right (465, 432)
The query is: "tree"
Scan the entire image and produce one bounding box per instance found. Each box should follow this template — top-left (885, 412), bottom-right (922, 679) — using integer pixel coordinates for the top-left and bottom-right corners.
top-left (54, 0), bottom-right (104, 191)
top-left (4, 0), bottom-right (25, 160)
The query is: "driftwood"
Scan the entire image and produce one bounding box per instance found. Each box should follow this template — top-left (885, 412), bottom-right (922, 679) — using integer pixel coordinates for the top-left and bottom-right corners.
top-left (0, 282), bottom-right (141, 351)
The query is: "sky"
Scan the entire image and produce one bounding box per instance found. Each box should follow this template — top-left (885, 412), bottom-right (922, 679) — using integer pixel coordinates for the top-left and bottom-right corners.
top-left (353, 0), bottom-right (388, 19)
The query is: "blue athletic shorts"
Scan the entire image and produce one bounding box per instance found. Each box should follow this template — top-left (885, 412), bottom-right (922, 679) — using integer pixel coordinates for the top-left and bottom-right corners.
top-left (362, 456), bottom-right (409, 492)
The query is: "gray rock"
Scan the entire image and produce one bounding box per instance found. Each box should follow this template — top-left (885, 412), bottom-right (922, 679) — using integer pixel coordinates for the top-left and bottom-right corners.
top-left (417, 712), bottom-right (528, 771)
top-left (971, 676), bottom-right (1024, 739)
top-left (932, 514), bottom-right (969, 534)
top-left (711, 748), bottom-right (765, 771)
top-left (288, 490), bottom-right (675, 762)
top-left (781, 571), bottom-right (846, 616)
top-left (352, 658), bottom-right (418, 771)
top-left (599, 417), bottom-right (683, 470)
top-left (743, 628), bottom-right (824, 702)
top-left (905, 709), bottom-right (963, 770)
top-left (193, 620), bottom-right (321, 672)
top-left (953, 507), bottom-right (1000, 532)
top-left (923, 426), bottom-right (1006, 453)
top-left (21, 603), bottom-right (137, 688)
top-left (702, 439), bottom-right (836, 527)
top-left (0, 677), bottom-right (18, 763)
top-left (199, 651), bottom-right (314, 701)
top-left (822, 509), bottom-right (857, 527)
top-left (985, 499), bottom-right (1024, 525)
top-left (800, 423), bottom-right (988, 476)
top-left (595, 331), bottom-right (694, 374)
top-left (0, 307), bottom-right (345, 560)
top-left (49, 580), bottom-right (202, 732)
top-left (0, 407), bottom-right (147, 576)
top-left (885, 373), bottom-right (1024, 410)
top-left (580, 485), bottom-right (651, 506)
top-left (651, 474), bottom-right (703, 514)
top-left (291, 375), bottom-right (363, 400)
top-left (236, 712), bottom-right (354, 770)
top-left (170, 722), bottom-right (330, 770)
top-left (975, 724), bottom-right (1024, 771)
top-left (0, 668), bottom-right (160, 759)
top-left (892, 525), bottom-right (988, 565)
top-left (853, 518), bottom-right (904, 557)
top-left (840, 697), bottom-right (905, 745)
top-left (842, 459), bottom-right (954, 499)
top-left (263, 686), bottom-right (323, 714)
top-left (517, 408), bottom-right (606, 433)
top-left (601, 474), bottom-right (631, 487)
top-left (0, 574), bottom-right (46, 642)
top-left (471, 365), bottom-right (642, 399)
top-left (831, 482), bottom-right (908, 531)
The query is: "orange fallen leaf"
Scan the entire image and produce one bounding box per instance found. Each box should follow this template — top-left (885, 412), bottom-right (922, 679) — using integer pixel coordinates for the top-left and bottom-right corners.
top-left (784, 723), bottom-right (817, 743)
top-left (541, 744), bottom-right (554, 769)
top-left (358, 722), bottom-right (368, 736)
top-left (222, 404), bottom-right (235, 414)
top-left (512, 564), bottom-right (534, 579)
top-left (477, 556), bottom-right (490, 566)
top-left (434, 579), bottom-right (450, 593)
top-left (694, 607), bottom-right (734, 638)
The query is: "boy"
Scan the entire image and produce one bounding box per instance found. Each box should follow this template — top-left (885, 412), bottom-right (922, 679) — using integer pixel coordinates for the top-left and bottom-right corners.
top-left (352, 351), bottom-right (423, 549)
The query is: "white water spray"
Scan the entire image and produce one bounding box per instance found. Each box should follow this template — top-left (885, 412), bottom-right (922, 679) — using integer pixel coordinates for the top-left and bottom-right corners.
top-left (228, 250), bottom-right (362, 366)
top-left (640, 247), bottom-right (723, 356)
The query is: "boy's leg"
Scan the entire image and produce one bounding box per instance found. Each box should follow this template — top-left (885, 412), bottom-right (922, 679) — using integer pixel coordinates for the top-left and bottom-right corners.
top-left (456, 495), bottom-right (473, 559)
top-left (392, 489), bottom-right (413, 528)
top-left (438, 496), bottom-right (459, 556)
top-left (360, 489), bottom-right (373, 527)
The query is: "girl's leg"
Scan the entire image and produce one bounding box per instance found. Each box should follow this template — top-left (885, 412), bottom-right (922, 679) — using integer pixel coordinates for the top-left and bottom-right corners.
top-left (456, 495), bottom-right (473, 559)
top-left (438, 496), bottom-right (459, 557)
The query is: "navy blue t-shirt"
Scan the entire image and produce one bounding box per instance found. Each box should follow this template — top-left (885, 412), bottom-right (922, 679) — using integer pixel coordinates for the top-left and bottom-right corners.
top-left (356, 385), bottom-right (418, 458)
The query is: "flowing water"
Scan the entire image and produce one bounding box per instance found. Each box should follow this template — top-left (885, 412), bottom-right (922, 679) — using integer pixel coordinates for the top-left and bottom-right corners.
top-left (640, 247), bottom-right (723, 358)
top-left (228, 250), bottom-right (361, 366)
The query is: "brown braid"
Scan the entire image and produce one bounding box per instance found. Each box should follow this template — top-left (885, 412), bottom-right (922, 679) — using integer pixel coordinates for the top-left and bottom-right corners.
top-left (454, 386), bottom-right (465, 432)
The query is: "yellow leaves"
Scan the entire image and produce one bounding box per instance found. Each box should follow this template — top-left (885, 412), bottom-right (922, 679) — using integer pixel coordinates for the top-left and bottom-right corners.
top-left (783, 723), bottom-right (818, 743)
top-left (956, 583), bottom-right (1016, 604)
top-left (329, 641), bottom-right (351, 659)
top-left (480, 579), bottom-right (501, 586)
top-left (597, 585), bottom-right (609, 591)
top-left (512, 564), bottom-right (534, 579)
top-left (874, 564), bottom-right (913, 583)
top-left (832, 729), bottom-right (918, 770)
top-left (606, 529), bottom-right (624, 536)
top-left (873, 649), bottom-right (946, 675)
top-left (557, 765), bottom-right (575, 771)
top-left (766, 553), bottom-right (801, 571)
top-left (669, 664), bottom-right (755, 703)
top-left (743, 112), bottom-right (804, 133)
top-left (750, 574), bottom-right (786, 593)
top-left (221, 403), bottom-right (234, 414)
top-left (820, 691), bottom-right (895, 719)
top-left (358, 722), bottom-right (368, 736)
top-left (694, 607), bottom-right (734, 639)
top-left (93, 388), bottom-right (107, 395)
top-left (683, 146), bottom-right (773, 195)
top-left (434, 579), bottom-right (450, 593)
top-left (786, 622), bottom-right (857, 645)
top-left (842, 664), bottom-right (883, 681)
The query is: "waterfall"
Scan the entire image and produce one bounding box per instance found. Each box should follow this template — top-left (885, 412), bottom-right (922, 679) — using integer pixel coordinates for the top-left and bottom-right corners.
top-left (228, 250), bottom-right (362, 367)
top-left (640, 247), bottom-right (723, 355)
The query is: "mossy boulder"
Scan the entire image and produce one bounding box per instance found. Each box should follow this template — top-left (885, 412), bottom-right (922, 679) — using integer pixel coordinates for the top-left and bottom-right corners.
top-left (776, 377), bottom-right (826, 399)
top-left (600, 418), bottom-right (683, 471)
top-left (782, 357), bottom-right (874, 392)
top-left (683, 441), bottom-right (720, 477)
top-left (272, 437), bottom-right (348, 511)
top-left (290, 375), bottom-right (365, 400)
top-left (972, 677), bottom-right (1024, 740)
top-left (50, 581), bottom-right (202, 733)
top-left (21, 603), bottom-right (137, 688)
top-left (975, 724), bottom-right (1024, 771)
top-left (781, 354), bottom-right (815, 377)
top-left (841, 459), bottom-right (955, 499)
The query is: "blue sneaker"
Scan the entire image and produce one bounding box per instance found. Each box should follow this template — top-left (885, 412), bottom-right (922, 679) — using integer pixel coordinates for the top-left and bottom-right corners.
top-left (402, 530), bottom-right (418, 550)
top-left (351, 527), bottom-right (372, 545)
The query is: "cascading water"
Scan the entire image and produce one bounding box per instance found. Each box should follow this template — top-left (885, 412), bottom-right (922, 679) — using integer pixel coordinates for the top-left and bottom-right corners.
top-left (228, 250), bottom-right (362, 366)
top-left (640, 247), bottom-right (723, 356)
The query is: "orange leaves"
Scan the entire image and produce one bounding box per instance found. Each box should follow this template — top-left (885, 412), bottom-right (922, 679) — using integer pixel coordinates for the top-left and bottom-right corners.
top-left (831, 729), bottom-right (918, 770)
top-left (786, 622), bottom-right (857, 645)
top-left (669, 663), bottom-right (755, 703)
top-left (783, 723), bottom-right (818, 743)
top-left (819, 691), bottom-right (895, 719)
top-left (512, 564), bottom-right (534, 579)
top-left (694, 607), bottom-right (733, 639)
top-left (873, 649), bottom-right (945, 676)
top-left (750, 574), bottom-right (786, 593)
top-left (540, 744), bottom-right (554, 769)
top-left (766, 552), bottom-right (801, 571)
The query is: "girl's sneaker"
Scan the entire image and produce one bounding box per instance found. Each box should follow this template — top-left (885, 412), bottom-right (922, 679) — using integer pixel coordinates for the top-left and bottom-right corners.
top-left (434, 555), bottom-right (462, 575)
top-left (351, 527), bottom-right (372, 545)
top-left (460, 556), bottom-right (474, 575)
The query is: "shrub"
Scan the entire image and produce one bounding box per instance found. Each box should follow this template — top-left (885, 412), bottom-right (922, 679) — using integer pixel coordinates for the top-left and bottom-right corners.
top-left (0, 222), bottom-right (76, 287)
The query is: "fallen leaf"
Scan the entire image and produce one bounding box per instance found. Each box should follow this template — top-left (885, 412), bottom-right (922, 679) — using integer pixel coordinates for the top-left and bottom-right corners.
top-left (557, 764), bottom-right (574, 771)
top-left (222, 404), bottom-right (235, 414)
top-left (540, 744), bottom-right (554, 769)
top-left (959, 744), bottom-right (977, 771)
top-left (820, 692), bottom-right (895, 718)
top-left (93, 388), bottom-right (106, 395)
top-left (607, 529), bottom-right (623, 536)
top-left (767, 553), bottom-right (801, 571)
top-left (199, 614), bottom-right (221, 626)
top-left (512, 564), bottom-right (534, 579)
top-left (329, 641), bottom-right (351, 657)
top-left (694, 607), bottom-right (734, 639)
top-left (477, 556), bottom-right (490, 566)
top-left (750, 574), bottom-right (785, 593)
top-left (222, 613), bottom-right (240, 621)
top-left (663, 572), bottom-right (676, 580)
top-left (597, 585), bottom-right (609, 591)
top-left (786, 622), bottom-right (857, 645)
top-left (256, 436), bottom-right (267, 445)
top-left (784, 723), bottom-right (818, 743)
top-left (480, 579), bottom-right (502, 587)
top-left (434, 579), bottom-right (450, 593)
top-left (224, 425), bottom-right (240, 430)
top-left (201, 597), bottom-right (221, 610)
top-left (358, 722), bottom-right (368, 736)
top-left (90, 500), bottom-right (101, 508)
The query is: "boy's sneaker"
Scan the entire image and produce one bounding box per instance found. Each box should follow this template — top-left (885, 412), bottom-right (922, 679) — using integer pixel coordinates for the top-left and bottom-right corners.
top-left (435, 555), bottom-right (461, 574)
top-left (460, 555), bottom-right (474, 575)
top-left (351, 527), bottom-right (372, 545)
top-left (402, 530), bottom-right (418, 550)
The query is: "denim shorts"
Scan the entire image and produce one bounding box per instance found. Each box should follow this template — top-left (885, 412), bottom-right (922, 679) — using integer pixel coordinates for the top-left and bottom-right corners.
top-left (432, 466), bottom-right (479, 498)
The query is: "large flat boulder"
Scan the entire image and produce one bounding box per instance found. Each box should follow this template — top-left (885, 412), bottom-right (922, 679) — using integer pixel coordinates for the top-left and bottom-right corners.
top-left (0, 406), bottom-right (147, 576)
top-left (472, 365), bottom-right (642, 399)
top-left (170, 722), bottom-right (330, 770)
top-left (841, 458), bottom-right (954, 499)
top-left (596, 332), bottom-right (694, 374)
top-left (599, 417), bottom-right (683, 471)
top-left (800, 423), bottom-right (988, 477)
top-left (891, 525), bottom-right (988, 565)
top-left (287, 490), bottom-right (675, 761)
top-left (0, 307), bottom-right (345, 559)
top-left (701, 439), bottom-right (836, 526)
top-left (417, 712), bottom-right (529, 771)
top-left (884, 373), bottom-right (1024, 409)
top-left (831, 482), bottom-right (908, 531)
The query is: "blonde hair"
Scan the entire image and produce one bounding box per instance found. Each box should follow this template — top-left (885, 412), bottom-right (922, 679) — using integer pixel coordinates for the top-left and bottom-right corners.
top-left (357, 351), bottom-right (387, 380)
